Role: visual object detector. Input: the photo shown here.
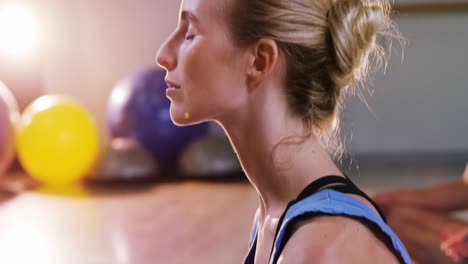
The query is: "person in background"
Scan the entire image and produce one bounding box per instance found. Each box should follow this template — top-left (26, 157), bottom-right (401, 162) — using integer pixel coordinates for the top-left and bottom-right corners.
top-left (375, 163), bottom-right (468, 263)
top-left (156, 0), bottom-right (410, 262)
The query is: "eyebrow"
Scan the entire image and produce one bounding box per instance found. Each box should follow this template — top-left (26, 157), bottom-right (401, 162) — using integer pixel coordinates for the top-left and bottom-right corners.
top-left (180, 10), bottom-right (199, 24)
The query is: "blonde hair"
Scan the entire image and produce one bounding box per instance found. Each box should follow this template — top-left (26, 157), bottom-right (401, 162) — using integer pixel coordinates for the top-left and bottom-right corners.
top-left (227, 0), bottom-right (395, 156)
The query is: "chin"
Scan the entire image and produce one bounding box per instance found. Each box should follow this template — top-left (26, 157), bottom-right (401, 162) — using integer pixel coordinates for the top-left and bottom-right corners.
top-left (170, 112), bottom-right (190, 127)
top-left (169, 105), bottom-right (202, 126)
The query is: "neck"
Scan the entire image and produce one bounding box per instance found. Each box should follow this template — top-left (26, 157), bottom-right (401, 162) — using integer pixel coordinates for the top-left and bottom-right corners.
top-left (215, 83), bottom-right (343, 219)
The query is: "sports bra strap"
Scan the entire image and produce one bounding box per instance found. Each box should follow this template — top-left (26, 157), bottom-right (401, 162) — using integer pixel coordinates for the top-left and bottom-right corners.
top-left (295, 175), bottom-right (385, 221)
top-left (326, 184), bottom-right (386, 221)
top-left (269, 175), bottom-right (387, 262)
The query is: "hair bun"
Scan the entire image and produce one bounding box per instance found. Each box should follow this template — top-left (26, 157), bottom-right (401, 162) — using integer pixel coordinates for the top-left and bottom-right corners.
top-left (327, 0), bottom-right (389, 90)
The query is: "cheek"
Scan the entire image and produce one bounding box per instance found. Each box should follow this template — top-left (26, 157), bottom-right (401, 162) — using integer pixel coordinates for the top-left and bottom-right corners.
top-left (179, 40), bottom-right (247, 115)
top-left (181, 43), bottom-right (224, 90)
top-left (180, 44), bottom-right (208, 87)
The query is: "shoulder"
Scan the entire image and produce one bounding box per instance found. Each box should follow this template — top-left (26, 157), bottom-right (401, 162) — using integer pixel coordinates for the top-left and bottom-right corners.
top-left (277, 215), bottom-right (400, 264)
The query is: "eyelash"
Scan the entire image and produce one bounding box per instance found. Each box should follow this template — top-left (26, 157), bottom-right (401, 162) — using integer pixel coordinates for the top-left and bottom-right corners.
top-left (185, 34), bottom-right (195, 40)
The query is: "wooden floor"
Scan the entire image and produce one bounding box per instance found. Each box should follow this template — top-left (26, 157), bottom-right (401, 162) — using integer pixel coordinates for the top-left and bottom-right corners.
top-left (0, 172), bottom-right (258, 264)
top-left (0, 157), bottom-right (466, 264)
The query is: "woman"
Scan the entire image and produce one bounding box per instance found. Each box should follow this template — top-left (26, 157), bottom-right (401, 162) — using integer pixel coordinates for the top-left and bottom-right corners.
top-left (156, 0), bottom-right (411, 263)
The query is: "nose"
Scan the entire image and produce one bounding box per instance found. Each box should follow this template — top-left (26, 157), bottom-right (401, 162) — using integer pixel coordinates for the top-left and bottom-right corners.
top-left (156, 36), bottom-right (177, 71)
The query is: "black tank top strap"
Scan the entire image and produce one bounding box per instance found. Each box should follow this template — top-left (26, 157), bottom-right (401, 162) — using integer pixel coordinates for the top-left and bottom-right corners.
top-left (295, 175), bottom-right (350, 200)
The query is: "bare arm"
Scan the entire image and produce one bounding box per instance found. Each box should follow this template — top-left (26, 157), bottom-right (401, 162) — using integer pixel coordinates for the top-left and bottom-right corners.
top-left (374, 164), bottom-right (468, 212)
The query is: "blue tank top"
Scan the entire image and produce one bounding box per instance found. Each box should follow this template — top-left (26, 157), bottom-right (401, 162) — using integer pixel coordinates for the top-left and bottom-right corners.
top-left (243, 177), bottom-right (412, 264)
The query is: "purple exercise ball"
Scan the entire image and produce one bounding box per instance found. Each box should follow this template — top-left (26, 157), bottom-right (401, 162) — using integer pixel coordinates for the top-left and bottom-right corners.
top-left (107, 67), bottom-right (209, 175)
top-left (0, 81), bottom-right (19, 176)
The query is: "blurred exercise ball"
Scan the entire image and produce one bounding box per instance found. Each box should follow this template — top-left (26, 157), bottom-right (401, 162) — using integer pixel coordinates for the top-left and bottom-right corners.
top-left (0, 81), bottom-right (19, 176)
top-left (107, 67), bottom-right (209, 175)
top-left (180, 135), bottom-right (242, 178)
top-left (16, 95), bottom-right (100, 185)
top-left (89, 138), bottom-right (159, 182)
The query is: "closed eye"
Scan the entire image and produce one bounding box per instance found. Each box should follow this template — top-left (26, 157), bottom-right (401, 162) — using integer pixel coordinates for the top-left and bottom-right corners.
top-left (185, 34), bottom-right (195, 41)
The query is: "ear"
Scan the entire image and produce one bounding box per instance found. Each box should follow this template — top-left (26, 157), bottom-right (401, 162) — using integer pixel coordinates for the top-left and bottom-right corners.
top-left (246, 38), bottom-right (279, 87)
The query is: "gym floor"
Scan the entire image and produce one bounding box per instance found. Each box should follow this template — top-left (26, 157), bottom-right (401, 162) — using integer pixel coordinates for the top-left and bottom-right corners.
top-left (0, 155), bottom-right (466, 264)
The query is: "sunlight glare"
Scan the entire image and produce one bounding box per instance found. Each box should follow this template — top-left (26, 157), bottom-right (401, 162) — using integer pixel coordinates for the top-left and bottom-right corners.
top-left (0, 5), bottom-right (40, 59)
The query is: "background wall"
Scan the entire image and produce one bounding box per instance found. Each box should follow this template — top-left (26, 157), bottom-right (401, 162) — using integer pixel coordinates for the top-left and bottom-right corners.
top-left (1, 0), bottom-right (467, 155)
top-left (344, 12), bottom-right (468, 154)
top-left (40, 0), bottom-right (180, 145)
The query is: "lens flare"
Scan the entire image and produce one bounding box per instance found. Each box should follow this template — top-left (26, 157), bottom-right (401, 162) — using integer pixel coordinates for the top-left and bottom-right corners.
top-left (0, 5), bottom-right (40, 59)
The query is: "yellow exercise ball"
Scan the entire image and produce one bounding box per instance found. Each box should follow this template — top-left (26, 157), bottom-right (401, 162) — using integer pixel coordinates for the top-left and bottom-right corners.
top-left (16, 95), bottom-right (100, 185)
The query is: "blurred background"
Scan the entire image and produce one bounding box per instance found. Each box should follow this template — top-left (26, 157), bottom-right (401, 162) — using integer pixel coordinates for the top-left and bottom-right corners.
top-left (0, 0), bottom-right (467, 263)
top-left (1, 0), bottom-right (466, 158)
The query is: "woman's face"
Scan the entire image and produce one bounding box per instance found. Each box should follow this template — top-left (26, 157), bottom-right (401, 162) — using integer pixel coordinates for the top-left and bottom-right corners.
top-left (156, 0), bottom-right (248, 126)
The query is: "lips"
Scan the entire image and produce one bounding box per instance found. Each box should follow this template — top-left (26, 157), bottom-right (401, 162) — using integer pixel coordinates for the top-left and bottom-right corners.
top-left (165, 79), bottom-right (181, 89)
